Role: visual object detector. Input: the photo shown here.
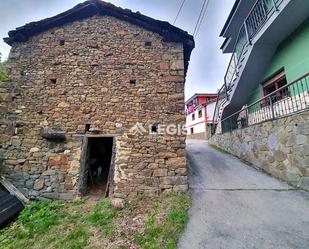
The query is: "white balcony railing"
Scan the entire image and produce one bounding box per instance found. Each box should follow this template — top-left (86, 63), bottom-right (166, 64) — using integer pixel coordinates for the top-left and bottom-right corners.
top-left (218, 72), bottom-right (309, 134)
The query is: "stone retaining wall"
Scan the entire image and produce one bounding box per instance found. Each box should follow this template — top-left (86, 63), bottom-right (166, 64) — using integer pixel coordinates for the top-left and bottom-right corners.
top-left (187, 132), bottom-right (207, 140)
top-left (210, 111), bottom-right (309, 190)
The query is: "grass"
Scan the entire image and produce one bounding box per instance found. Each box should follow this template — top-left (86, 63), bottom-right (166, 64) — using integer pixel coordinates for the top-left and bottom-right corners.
top-left (209, 144), bottom-right (230, 154)
top-left (0, 193), bottom-right (191, 249)
top-left (132, 193), bottom-right (191, 249)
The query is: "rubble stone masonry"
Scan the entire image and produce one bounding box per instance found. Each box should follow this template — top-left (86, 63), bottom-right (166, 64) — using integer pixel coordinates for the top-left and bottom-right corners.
top-left (0, 15), bottom-right (188, 200)
top-left (210, 112), bottom-right (309, 190)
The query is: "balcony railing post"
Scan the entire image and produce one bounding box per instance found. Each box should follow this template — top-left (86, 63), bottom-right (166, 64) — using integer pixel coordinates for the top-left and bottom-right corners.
top-left (224, 82), bottom-right (229, 101)
top-left (244, 20), bottom-right (252, 45)
top-left (271, 0), bottom-right (279, 11)
top-left (234, 55), bottom-right (239, 76)
top-left (245, 108), bottom-right (249, 127)
top-left (220, 73), bottom-right (309, 134)
top-left (269, 96), bottom-right (275, 119)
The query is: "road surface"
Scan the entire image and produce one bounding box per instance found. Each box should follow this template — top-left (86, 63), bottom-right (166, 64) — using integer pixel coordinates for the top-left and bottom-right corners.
top-left (179, 139), bottom-right (309, 249)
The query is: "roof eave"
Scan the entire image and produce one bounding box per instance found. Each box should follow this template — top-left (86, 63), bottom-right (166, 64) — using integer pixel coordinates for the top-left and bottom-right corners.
top-left (220, 0), bottom-right (241, 37)
top-left (4, 0), bottom-right (194, 75)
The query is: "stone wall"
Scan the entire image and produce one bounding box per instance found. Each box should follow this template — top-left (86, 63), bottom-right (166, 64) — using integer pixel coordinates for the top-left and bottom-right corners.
top-left (0, 15), bottom-right (188, 200)
top-left (187, 132), bottom-right (207, 140)
top-left (210, 112), bottom-right (309, 190)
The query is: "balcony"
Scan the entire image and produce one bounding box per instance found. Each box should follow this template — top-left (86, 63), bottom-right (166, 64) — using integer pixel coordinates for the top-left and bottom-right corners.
top-left (213, 0), bottom-right (309, 127)
top-left (224, 0), bottom-right (284, 91)
top-left (218, 72), bottom-right (309, 134)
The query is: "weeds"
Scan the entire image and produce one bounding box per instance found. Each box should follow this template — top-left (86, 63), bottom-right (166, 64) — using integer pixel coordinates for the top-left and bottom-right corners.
top-left (72, 199), bottom-right (86, 206)
top-left (0, 193), bottom-right (191, 249)
top-left (209, 144), bottom-right (229, 154)
top-left (133, 193), bottom-right (191, 249)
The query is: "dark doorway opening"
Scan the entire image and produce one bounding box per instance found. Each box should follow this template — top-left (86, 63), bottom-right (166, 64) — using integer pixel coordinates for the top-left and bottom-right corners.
top-left (79, 136), bottom-right (114, 197)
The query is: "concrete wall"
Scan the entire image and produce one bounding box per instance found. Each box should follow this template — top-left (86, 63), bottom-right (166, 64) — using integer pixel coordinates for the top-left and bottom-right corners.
top-left (210, 111), bottom-right (309, 190)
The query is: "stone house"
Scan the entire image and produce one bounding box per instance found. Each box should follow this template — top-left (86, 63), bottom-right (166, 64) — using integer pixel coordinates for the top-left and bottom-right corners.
top-left (211, 0), bottom-right (309, 190)
top-left (0, 0), bottom-right (194, 200)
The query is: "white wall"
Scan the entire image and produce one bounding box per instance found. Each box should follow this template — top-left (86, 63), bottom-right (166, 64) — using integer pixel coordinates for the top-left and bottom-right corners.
top-left (186, 107), bottom-right (206, 135)
top-left (186, 102), bottom-right (218, 135)
top-left (206, 102), bottom-right (216, 122)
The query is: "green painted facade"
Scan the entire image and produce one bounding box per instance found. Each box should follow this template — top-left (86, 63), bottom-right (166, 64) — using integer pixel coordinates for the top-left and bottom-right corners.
top-left (248, 18), bottom-right (309, 104)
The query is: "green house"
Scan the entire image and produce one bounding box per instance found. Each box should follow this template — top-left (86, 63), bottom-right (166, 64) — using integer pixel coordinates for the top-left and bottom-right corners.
top-left (214, 0), bottom-right (309, 133)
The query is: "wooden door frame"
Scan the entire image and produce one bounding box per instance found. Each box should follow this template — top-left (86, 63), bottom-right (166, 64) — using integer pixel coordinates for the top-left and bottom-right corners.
top-left (78, 134), bottom-right (117, 196)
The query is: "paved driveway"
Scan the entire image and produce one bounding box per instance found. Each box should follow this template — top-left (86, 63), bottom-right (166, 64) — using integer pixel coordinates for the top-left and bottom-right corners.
top-left (179, 140), bottom-right (309, 249)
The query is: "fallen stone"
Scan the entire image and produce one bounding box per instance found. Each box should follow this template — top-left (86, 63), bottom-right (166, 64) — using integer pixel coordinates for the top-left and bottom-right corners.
top-left (111, 198), bottom-right (125, 210)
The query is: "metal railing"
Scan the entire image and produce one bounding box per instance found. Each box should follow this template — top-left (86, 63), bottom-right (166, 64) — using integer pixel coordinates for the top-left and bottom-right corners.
top-left (219, 72), bottom-right (309, 134)
top-left (212, 85), bottom-right (228, 121)
top-left (212, 0), bottom-right (284, 134)
top-left (224, 0), bottom-right (283, 89)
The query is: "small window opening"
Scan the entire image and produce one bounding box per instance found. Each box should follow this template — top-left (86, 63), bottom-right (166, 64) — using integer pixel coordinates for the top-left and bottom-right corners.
top-left (198, 110), bottom-right (202, 118)
top-left (130, 79), bottom-right (136, 85)
top-left (192, 113), bottom-right (195, 121)
top-left (50, 78), bottom-right (57, 84)
top-left (85, 124), bottom-right (91, 132)
top-left (151, 125), bottom-right (157, 133)
top-left (145, 41), bottom-right (152, 47)
top-left (59, 39), bottom-right (65, 46)
top-left (191, 127), bottom-right (194, 134)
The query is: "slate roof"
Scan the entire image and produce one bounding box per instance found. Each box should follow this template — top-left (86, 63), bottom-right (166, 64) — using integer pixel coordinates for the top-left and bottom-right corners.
top-left (4, 0), bottom-right (195, 75)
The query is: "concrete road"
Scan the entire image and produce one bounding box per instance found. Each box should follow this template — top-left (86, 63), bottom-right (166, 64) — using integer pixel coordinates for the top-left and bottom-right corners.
top-left (179, 140), bottom-right (309, 249)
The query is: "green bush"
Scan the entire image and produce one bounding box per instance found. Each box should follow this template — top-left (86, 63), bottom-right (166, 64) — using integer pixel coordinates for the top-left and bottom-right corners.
top-left (0, 60), bottom-right (8, 82)
top-left (0, 71), bottom-right (8, 82)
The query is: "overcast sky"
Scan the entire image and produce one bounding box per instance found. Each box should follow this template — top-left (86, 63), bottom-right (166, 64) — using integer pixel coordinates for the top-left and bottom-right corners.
top-left (0, 0), bottom-right (234, 100)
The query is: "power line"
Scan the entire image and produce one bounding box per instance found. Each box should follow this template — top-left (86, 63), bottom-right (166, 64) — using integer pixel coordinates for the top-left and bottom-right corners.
top-left (193, 0), bottom-right (210, 37)
top-left (195, 0), bottom-right (210, 37)
top-left (193, 0), bottom-right (207, 36)
top-left (173, 0), bottom-right (187, 25)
